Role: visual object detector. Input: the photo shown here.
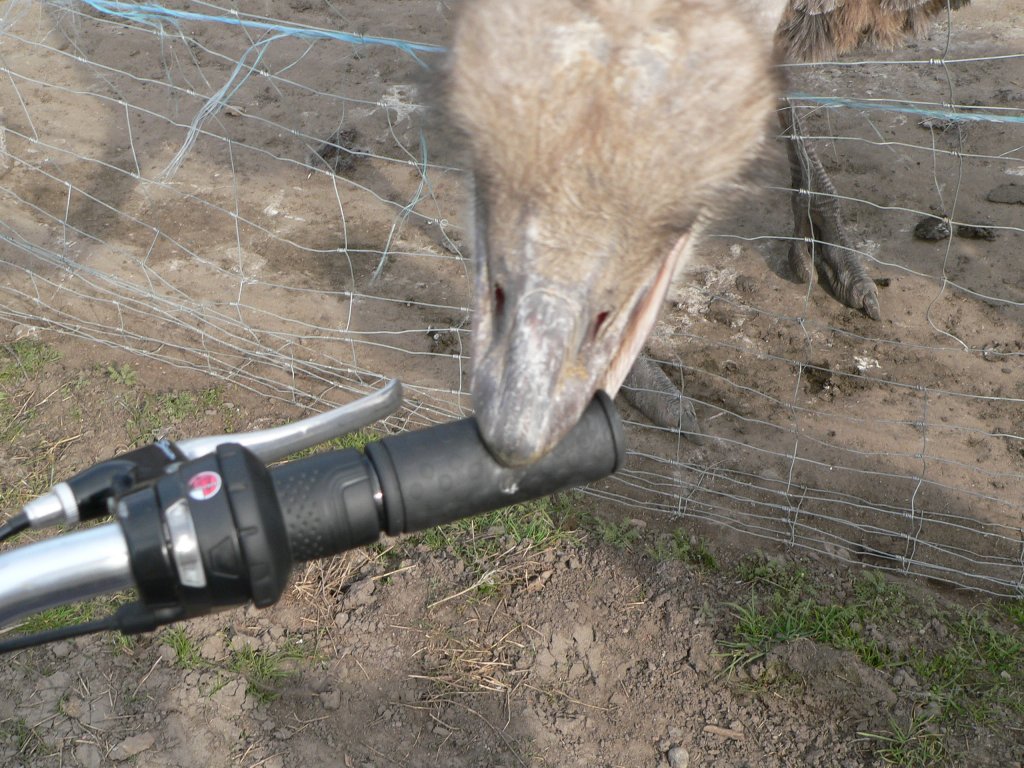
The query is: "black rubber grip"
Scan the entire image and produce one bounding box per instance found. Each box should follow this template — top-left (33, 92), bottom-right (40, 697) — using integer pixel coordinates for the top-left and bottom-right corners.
top-left (365, 392), bottom-right (625, 535)
top-left (270, 449), bottom-right (382, 563)
top-left (271, 392), bottom-right (624, 561)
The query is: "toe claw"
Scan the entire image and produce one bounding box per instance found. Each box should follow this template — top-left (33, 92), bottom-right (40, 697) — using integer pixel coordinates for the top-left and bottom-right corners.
top-left (862, 290), bottom-right (881, 321)
top-left (676, 400), bottom-right (705, 445)
top-left (848, 277), bottom-right (881, 321)
top-left (788, 241), bottom-right (813, 285)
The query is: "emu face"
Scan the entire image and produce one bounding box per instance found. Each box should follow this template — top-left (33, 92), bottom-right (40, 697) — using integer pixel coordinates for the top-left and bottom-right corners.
top-left (447, 0), bottom-right (778, 466)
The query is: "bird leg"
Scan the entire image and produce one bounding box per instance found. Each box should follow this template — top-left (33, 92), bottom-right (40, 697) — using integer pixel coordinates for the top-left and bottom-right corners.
top-left (779, 99), bottom-right (880, 320)
top-left (620, 355), bottom-right (704, 443)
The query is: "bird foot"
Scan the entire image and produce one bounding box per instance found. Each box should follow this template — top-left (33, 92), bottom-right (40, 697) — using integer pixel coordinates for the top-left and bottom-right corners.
top-left (789, 235), bottom-right (880, 321)
top-left (780, 99), bottom-right (881, 321)
top-left (620, 356), bottom-right (704, 444)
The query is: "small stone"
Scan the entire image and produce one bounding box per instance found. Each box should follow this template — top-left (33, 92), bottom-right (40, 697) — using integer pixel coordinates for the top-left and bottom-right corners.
top-left (572, 624), bottom-right (594, 650)
top-left (955, 224), bottom-right (997, 241)
top-left (62, 696), bottom-right (85, 720)
top-left (320, 690), bottom-right (342, 711)
top-left (157, 644), bottom-right (177, 664)
top-left (667, 745), bottom-right (690, 768)
top-left (109, 732), bottom-right (156, 761)
top-left (74, 743), bottom-right (102, 768)
top-left (230, 634), bottom-right (257, 652)
top-left (913, 215), bottom-right (950, 241)
top-left (50, 641), bottom-right (72, 658)
top-left (345, 578), bottom-right (376, 608)
top-left (200, 635), bottom-right (226, 661)
top-left (987, 183), bottom-right (1024, 204)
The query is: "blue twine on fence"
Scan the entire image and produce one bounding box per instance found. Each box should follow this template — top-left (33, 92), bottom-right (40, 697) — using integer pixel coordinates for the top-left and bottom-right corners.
top-left (789, 93), bottom-right (1024, 125)
top-left (74, 0), bottom-right (446, 60)
top-left (69, 1), bottom-right (1022, 182)
top-left (71, 0), bottom-right (446, 181)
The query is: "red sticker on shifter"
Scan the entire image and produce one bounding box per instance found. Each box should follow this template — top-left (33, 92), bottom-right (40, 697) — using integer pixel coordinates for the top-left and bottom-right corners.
top-left (188, 471), bottom-right (222, 501)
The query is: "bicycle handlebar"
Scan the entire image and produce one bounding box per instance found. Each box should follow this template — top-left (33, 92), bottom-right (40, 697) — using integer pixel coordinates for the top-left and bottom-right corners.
top-left (0, 384), bottom-right (625, 652)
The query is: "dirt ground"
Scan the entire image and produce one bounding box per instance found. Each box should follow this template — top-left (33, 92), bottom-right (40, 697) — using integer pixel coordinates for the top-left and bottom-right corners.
top-left (0, 0), bottom-right (1023, 766)
top-left (0, 341), bottom-right (1021, 768)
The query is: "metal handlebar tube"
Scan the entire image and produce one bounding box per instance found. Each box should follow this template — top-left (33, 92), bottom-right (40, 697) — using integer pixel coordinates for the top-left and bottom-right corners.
top-left (0, 524), bottom-right (134, 628)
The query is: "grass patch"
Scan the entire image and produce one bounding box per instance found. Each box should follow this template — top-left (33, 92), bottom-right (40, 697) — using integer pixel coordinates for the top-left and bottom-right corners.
top-left (228, 640), bottom-right (309, 703)
top-left (0, 340), bottom-right (60, 444)
top-left (160, 628), bottom-right (315, 702)
top-left (859, 713), bottom-right (947, 768)
top-left (412, 493), bottom-right (580, 596)
top-left (721, 591), bottom-right (891, 674)
top-left (573, 510), bottom-right (717, 570)
top-left (417, 494), bottom-right (576, 561)
top-left (105, 362), bottom-right (137, 387)
top-left (125, 387), bottom-right (224, 445)
top-left (587, 515), bottom-right (643, 550)
top-left (649, 530), bottom-right (718, 570)
top-left (14, 592), bottom-right (132, 635)
top-left (163, 626), bottom-right (205, 670)
top-left (908, 607), bottom-right (1023, 722)
top-left (720, 558), bottom-right (1024, 765)
top-left (0, 339), bottom-right (59, 384)
top-left (0, 716), bottom-right (49, 759)
top-left (284, 428), bottom-right (377, 460)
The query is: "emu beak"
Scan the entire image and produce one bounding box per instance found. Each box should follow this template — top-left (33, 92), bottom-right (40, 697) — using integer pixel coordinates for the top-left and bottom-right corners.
top-left (473, 231), bottom-right (691, 467)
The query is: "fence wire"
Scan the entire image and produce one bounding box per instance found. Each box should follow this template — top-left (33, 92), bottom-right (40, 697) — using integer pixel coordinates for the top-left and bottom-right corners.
top-left (0, 0), bottom-right (1021, 595)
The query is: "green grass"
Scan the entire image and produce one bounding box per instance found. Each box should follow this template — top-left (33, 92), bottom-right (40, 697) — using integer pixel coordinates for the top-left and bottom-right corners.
top-left (908, 607), bottom-right (1024, 722)
top-left (228, 640), bottom-right (309, 703)
top-left (0, 716), bottom-right (49, 759)
top-left (417, 494), bottom-right (576, 561)
top-left (124, 387), bottom-right (224, 445)
top-left (411, 493), bottom-right (580, 595)
top-left (859, 713), bottom-right (947, 768)
top-left (160, 627), bottom-right (312, 703)
top-left (721, 591), bottom-right (891, 674)
top-left (163, 626), bottom-right (204, 670)
top-left (720, 558), bottom-right (1024, 766)
top-left (649, 530), bottom-right (718, 570)
top-left (14, 592), bottom-right (132, 635)
top-left (0, 340), bottom-right (60, 443)
top-left (105, 362), bottom-right (137, 387)
top-left (587, 515), bottom-right (644, 550)
top-left (284, 428), bottom-right (377, 460)
top-left (0, 339), bottom-right (59, 384)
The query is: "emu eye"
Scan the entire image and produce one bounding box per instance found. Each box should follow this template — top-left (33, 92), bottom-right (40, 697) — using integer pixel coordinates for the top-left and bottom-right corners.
top-left (591, 310), bottom-right (610, 341)
top-left (493, 283), bottom-right (505, 316)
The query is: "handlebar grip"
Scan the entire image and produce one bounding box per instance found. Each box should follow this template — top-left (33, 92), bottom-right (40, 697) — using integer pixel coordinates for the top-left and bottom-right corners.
top-left (271, 449), bottom-right (382, 563)
top-left (271, 392), bottom-right (623, 562)
top-left (366, 391), bottom-right (625, 535)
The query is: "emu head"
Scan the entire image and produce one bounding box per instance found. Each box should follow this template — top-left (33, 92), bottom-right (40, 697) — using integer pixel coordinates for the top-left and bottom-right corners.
top-left (446, 0), bottom-right (778, 466)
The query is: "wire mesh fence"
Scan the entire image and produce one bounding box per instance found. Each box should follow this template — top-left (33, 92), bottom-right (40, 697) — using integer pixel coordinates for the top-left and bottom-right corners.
top-left (0, 1), bottom-right (1021, 594)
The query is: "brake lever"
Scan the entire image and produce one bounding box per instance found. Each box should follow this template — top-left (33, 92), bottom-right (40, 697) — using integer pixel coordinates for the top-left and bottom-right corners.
top-left (13, 380), bottom-right (403, 535)
top-left (178, 379), bottom-right (402, 463)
